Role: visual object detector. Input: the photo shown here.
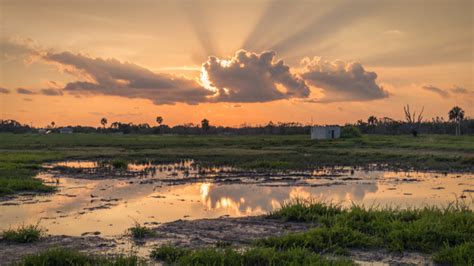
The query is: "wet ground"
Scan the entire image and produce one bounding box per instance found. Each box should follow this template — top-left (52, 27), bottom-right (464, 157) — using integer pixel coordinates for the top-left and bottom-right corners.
top-left (1, 160), bottom-right (472, 237)
top-left (0, 160), bottom-right (473, 264)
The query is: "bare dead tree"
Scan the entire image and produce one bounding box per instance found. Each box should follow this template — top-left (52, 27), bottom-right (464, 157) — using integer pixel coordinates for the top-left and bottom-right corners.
top-left (404, 105), bottom-right (424, 124)
top-left (403, 105), bottom-right (424, 136)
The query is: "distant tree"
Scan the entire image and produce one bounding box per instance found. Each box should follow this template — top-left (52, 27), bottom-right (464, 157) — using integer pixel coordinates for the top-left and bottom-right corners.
top-left (201, 119), bottom-right (210, 133)
top-left (449, 106), bottom-right (465, 136)
top-left (156, 116), bottom-right (163, 125)
top-left (51, 121), bottom-right (55, 128)
top-left (367, 116), bottom-right (378, 126)
top-left (100, 117), bottom-right (108, 128)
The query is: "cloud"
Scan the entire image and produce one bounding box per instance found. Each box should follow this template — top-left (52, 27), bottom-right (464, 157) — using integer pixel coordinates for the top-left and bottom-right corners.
top-left (301, 57), bottom-right (388, 102)
top-left (202, 50), bottom-right (310, 102)
top-left (450, 86), bottom-right (472, 94)
top-left (0, 87), bottom-right (10, 94)
top-left (16, 88), bottom-right (36, 95)
top-left (422, 85), bottom-right (450, 98)
top-left (42, 51), bottom-right (214, 105)
top-left (40, 88), bottom-right (64, 96)
top-left (422, 85), bottom-right (473, 98)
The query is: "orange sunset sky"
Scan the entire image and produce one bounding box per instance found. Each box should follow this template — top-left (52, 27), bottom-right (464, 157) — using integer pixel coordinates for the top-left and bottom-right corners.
top-left (0, 0), bottom-right (473, 127)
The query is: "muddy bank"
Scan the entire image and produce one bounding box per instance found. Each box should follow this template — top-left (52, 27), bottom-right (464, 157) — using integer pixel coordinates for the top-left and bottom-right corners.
top-left (149, 216), bottom-right (312, 247)
top-left (0, 235), bottom-right (116, 265)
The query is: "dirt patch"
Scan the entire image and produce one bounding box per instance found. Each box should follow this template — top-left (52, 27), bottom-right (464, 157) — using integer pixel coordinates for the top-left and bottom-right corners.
top-left (148, 216), bottom-right (312, 247)
top-left (0, 235), bottom-right (116, 265)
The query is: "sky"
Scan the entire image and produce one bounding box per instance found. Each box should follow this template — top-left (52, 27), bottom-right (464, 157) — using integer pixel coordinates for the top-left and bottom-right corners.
top-left (0, 0), bottom-right (473, 127)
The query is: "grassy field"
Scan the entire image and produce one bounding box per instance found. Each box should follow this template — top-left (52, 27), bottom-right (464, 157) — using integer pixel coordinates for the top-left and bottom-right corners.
top-left (0, 133), bottom-right (473, 196)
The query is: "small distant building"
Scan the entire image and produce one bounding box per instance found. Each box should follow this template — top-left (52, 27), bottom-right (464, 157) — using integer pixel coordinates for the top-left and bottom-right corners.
top-left (60, 127), bottom-right (73, 134)
top-left (38, 129), bottom-right (47, 134)
top-left (311, 126), bottom-right (341, 140)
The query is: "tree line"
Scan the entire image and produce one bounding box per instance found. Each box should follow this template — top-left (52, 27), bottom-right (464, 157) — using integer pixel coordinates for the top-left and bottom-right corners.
top-left (1, 106), bottom-right (471, 135)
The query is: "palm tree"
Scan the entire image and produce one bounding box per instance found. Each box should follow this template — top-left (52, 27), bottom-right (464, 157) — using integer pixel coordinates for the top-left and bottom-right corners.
top-left (51, 121), bottom-right (55, 128)
top-left (156, 116), bottom-right (163, 126)
top-left (100, 118), bottom-right (108, 128)
top-left (367, 116), bottom-right (378, 126)
top-left (448, 106), bottom-right (465, 136)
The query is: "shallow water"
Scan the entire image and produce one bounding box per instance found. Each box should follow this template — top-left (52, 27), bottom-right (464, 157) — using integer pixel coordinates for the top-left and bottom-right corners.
top-left (0, 160), bottom-right (472, 237)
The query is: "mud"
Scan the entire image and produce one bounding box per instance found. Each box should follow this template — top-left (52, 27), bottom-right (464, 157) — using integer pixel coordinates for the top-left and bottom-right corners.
top-left (0, 235), bottom-right (116, 265)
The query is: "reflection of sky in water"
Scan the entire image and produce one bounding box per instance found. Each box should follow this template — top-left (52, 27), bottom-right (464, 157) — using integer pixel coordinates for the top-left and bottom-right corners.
top-left (0, 164), bottom-right (472, 236)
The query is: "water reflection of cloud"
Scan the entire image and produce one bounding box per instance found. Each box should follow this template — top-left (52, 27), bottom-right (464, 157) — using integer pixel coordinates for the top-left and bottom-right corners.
top-left (202, 182), bottom-right (378, 213)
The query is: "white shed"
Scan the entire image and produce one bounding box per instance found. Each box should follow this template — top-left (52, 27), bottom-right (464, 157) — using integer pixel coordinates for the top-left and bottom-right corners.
top-left (311, 126), bottom-right (341, 140)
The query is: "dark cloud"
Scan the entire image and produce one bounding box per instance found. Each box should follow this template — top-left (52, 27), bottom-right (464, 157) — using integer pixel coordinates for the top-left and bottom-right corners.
top-left (450, 86), bottom-right (472, 94)
top-left (422, 85), bottom-right (473, 97)
top-left (0, 87), bottom-right (10, 94)
top-left (16, 88), bottom-right (36, 95)
top-left (43, 52), bottom-right (214, 105)
top-left (301, 57), bottom-right (388, 102)
top-left (422, 85), bottom-right (450, 98)
top-left (41, 88), bottom-right (64, 96)
top-left (202, 50), bottom-right (310, 102)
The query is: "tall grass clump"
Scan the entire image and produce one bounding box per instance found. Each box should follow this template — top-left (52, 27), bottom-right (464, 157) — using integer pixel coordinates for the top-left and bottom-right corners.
top-left (266, 198), bottom-right (474, 259)
top-left (18, 248), bottom-right (143, 266)
top-left (110, 159), bottom-right (128, 169)
top-left (340, 126), bottom-right (362, 138)
top-left (151, 245), bottom-right (354, 266)
top-left (1, 223), bottom-right (43, 243)
top-left (432, 241), bottom-right (474, 265)
top-left (127, 222), bottom-right (157, 239)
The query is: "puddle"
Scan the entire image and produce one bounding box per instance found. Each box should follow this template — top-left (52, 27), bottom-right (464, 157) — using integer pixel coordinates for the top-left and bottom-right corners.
top-left (0, 160), bottom-right (472, 237)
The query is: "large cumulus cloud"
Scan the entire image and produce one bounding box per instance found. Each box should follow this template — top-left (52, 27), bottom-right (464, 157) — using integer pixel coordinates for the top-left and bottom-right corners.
top-left (301, 57), bottom-right (388, 102)
top-left (202, 50), bottom-right (310, 102)
top-left (43, 52), bottom-right (214, 105)
top-left (42, 50), bottom-right (310, 104)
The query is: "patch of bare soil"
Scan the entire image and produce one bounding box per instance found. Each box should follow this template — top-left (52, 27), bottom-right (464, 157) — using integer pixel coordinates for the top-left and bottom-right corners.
top-left (149, 216), bottom-right (312, 247)
top-left (0, 235), bottom-right (116, 265)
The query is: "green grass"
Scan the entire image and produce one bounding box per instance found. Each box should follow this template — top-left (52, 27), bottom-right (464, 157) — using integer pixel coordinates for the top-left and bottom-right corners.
top-left (17, 248), bottom-right (144, 266)
top-left (110, 158), bottom-right (128, 169)
top-left (127, 222), bottom-right (157, 239)
top-left (151, 245), bottom-right (354, 266)
top-left (0, 133), bottom-right (473, 196)
top-left (1, 223), bottom-right (43, 243)
top-left (148, 200), bottom-right (473, 265)
top-left (433, 241), bottom-right (474, 265)
top-left (0, 151), bottom-right (60, 196)
top-left (264, 199), bottom-right (474, 263)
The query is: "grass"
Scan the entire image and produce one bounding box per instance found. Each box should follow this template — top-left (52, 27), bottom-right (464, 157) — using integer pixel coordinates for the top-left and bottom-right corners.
top-left (0, 151), bottom-right (60, 196)
top-left (110, 158), bottom-right (128, 169)
top-left (17, 248), bottom-right (144, 266)
top-left (149, 200), bottom-right (473, 264)
top-left (433, 241), bottom-right (474, 265)
top-left (150, 245), bottom-right (354, 265)
top-left (1, 223), bottom-right (43, 243)
top-left (127, 222), bottom-right (157, 239)
top-left (264, 199), bottom-right (474, 263)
